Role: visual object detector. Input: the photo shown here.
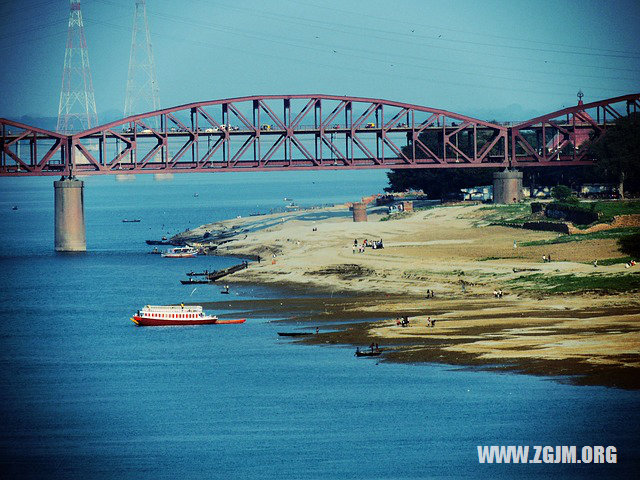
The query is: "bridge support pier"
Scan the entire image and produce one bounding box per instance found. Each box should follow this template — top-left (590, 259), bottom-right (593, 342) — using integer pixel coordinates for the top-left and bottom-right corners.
top-left (352, 202), bottom-right (368, 222)
top-left (493, 169), bottom-right (523, 204)
top-left (54, 178), bottom-right (86, 252)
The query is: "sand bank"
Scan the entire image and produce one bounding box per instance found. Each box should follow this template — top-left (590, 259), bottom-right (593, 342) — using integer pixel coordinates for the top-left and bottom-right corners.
top-left (180, 203), bottom-right (640, 388)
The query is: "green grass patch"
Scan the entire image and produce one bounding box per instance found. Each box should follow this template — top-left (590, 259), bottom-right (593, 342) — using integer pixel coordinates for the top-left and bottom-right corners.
top-left (380, 212), bottom-right (411, 221)
top-left (510, 272), bottom-right (640, 293)
top-left (475, 203), bottom-right (533, 224)
top-left (593, 200), bottom-right (640, 223)
top-left (520, 227), bottom-right (640, 247)
top-left (581, 257), bottom-right (633, 266)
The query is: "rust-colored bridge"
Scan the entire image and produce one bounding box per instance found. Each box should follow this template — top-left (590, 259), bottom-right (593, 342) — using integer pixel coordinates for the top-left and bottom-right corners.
top-left (1, 93), bottom-right (638, 177)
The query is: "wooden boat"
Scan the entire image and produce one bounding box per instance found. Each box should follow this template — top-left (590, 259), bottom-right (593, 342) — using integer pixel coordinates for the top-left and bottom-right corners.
top-left (207, 262), bottom-right (248, 281)
top-left (355, 349), bottom-right (382, 357)
top-left (180, 278), bottom-right (210, 284)
top-left (187, 270), bottom-right (210, 277)
top-left (277, 332), bottom-right (312, 337)
top-left (214, 318), bottom-right (246, 325)
top-left (131, 305), bottom-right (245, 326)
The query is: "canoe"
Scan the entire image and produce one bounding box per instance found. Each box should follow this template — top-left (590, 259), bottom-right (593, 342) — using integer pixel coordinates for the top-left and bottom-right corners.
top-left (277, 332), bottom-right (312, 337)
top-left (180, 279), bottom-right (210, 284)
top-left (215, 318), bottom-right (246, 325)
top-left (187, 271), bottom-right (210, 276)
top-left (355, 350), bottom-right (382, 357)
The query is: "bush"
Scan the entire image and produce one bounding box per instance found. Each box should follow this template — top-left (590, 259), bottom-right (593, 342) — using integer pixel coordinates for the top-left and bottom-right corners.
top-left (618, 233), bottom-right (640, 258)
top-left (545, 202), bottom-right (598, 224)
top-left (530, 202), bottom-right (545, 214)
top-left (551, 185), bottom-right (573, 202)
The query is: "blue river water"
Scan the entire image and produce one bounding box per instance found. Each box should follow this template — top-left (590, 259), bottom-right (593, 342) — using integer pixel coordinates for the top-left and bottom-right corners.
top-left (0, 172), bottom-right (638, 479)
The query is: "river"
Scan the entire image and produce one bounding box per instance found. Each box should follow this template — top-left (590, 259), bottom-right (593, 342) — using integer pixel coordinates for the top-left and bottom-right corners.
top-left (0, 172), bottom-right (637, 478)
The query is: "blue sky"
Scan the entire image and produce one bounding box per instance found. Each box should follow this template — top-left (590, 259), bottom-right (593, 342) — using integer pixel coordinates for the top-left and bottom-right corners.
top-left (1, 0), bottom-right (639, 122)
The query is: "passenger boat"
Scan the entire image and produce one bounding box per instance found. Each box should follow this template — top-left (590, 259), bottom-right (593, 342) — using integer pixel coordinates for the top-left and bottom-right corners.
top-left (130, 305), bottom-right (246, 326)
top-left (161, 246), bottom-right (197, 258)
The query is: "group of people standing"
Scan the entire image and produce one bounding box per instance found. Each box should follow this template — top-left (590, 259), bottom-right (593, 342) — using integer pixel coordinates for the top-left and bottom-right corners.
top-left (542, 254), bottom-right (552, 263)
top-left (352, 238), bottom-right (384, 253)
top-left (493, 289), bottom-right (504, 298)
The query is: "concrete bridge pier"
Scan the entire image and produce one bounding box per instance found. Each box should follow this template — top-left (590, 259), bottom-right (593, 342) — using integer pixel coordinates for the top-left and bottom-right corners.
top-left (493, 169), bottom-right (523, 204)
top-left (54, 178), bottom-right (86, 252)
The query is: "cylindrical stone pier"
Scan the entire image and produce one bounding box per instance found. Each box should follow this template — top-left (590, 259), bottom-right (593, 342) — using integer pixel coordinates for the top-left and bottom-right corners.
top-left (54, 178), bottom-right (86, 252)
top-left (352, 202), bottom-right (367, 222)
top-left (493, 170), bottom-right (523, 204)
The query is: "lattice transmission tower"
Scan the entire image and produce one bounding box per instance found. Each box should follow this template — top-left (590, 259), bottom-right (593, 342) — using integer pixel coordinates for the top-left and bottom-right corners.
top-left (57, 0), bottom-right (98, 134)
top-left (124, 0), bottom-right (160, 119)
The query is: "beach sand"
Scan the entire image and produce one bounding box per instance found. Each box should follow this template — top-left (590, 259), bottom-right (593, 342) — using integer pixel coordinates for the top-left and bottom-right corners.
top-left (179, 203), bottom-right (640, 389)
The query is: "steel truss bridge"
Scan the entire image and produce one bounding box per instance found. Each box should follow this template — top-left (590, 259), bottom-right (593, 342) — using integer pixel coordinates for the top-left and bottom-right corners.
top-left (1, 93), bottom-right (638, 177)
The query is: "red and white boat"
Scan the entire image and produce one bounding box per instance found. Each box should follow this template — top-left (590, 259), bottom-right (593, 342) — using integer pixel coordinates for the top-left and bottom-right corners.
top-left (131, 305), bottom-right (246, 326)
top-left (161, 247), bottom-right (197, 258)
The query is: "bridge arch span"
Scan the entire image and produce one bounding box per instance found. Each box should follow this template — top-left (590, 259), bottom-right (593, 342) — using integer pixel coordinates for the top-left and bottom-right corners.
top-left (1, 93), bottom-right (637, 176)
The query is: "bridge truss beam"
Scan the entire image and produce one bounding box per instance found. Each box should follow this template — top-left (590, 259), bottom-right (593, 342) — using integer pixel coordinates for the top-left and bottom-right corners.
top-left (1, 93), bottom-right (638, 177)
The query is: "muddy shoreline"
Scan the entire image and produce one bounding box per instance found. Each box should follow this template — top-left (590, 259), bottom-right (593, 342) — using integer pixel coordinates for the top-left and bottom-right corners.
top-left (205, 289), bottom-right (640, 390)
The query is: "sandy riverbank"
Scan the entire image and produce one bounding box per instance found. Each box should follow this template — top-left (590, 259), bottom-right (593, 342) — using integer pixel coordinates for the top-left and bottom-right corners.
top-left (178, 202), bottom-right (640, 389)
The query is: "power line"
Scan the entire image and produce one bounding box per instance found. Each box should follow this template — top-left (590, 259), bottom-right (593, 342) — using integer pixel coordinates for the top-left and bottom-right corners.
top-left (285, 0), bottom-right (640, 58)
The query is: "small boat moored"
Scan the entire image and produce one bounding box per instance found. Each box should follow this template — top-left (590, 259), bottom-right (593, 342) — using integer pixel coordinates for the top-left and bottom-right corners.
top-left (122, 219), bottom-right (141, 223)
top-left (161, 246), bottom-right (197, 258)
top-left (180, 278), bottom-right (210, 284)
top-left (131, 304), bottom-right (246, 326)
top-left (355, 348), bottom-right (383, 357)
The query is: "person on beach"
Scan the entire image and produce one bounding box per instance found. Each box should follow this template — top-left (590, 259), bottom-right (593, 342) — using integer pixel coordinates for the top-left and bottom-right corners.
top-left (352, 244), bottom-right (356, 254)
top-left (542, 255), bottom-right (546, 263)
top-left (316, 327), bottom-right (319, 334)
top-left (375, 343), bottom-right (379, 351)
top-left (427, 317), bottom-right (431, 327)
top-left (431, 319), bottom-right (436, 327)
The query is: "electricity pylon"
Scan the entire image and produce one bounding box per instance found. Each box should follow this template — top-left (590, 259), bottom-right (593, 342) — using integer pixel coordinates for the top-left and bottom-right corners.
top-left (56, 0), bottom-right (98, 134)
top-left (124, 0), bottom-right (160, 119)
